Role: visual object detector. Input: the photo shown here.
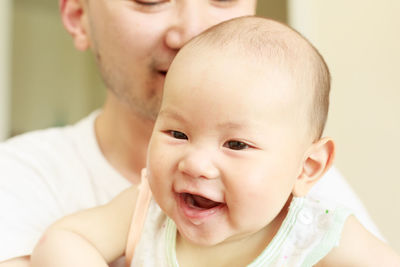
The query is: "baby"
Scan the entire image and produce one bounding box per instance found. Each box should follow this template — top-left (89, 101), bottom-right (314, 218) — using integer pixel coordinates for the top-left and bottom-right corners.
top-left (31, 17), bottom-right (400, 267)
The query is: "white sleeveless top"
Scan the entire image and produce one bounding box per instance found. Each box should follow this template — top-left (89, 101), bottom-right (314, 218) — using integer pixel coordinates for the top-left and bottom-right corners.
top-left (130, 195), bottom-right (351, 267)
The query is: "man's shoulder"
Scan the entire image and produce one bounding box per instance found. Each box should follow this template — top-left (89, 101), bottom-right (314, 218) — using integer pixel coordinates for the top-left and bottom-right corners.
top-left (0, 112), bottom-right (97, 162)
top-left (3, 126), bottom-right (73, 153)
top-left (0, 110), bottom-right (129, 201)
top-left (0, 112), bottom-right (119, 263)
top-left (0, 112), bottom-right (100, 188)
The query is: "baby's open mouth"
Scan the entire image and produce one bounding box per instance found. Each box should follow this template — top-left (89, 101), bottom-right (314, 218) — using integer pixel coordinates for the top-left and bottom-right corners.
top-left (182, 193), bottom-right (224, 210)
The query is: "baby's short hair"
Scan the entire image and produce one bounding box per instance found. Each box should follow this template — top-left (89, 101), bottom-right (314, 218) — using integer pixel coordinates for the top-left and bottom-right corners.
top-left (183, 16), bottom-right (331, 140)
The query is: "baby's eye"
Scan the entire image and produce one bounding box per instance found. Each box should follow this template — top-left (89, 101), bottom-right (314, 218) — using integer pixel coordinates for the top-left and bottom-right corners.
top-left (133, 0), bottom-right (169, 12)
top-left (224, 140), bottom-right (249, 150)
top-left (134, 0), bottom-right (167, 6)
top-left (169, 130), bottom-right (188, 140)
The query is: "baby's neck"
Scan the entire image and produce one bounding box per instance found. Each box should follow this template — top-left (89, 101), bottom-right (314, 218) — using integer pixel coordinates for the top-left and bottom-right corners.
top-left (176, 209), bottom-right (287, 267)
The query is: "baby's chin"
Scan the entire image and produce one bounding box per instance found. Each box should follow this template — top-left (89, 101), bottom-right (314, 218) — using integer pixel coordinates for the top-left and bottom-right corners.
top-left (176, 227), bottom-right (227, 247)
top-left (176, 223), bottom-right (259, 249)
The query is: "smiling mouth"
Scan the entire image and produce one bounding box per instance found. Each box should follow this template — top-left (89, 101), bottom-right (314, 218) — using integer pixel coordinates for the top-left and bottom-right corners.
top-left (181, 193), bottom-right (224, 210)
top-left (177, 193), bottom-right (226, 225)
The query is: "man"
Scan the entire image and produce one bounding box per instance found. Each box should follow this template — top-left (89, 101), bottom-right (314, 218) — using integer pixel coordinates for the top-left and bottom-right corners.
top-left (0, 0), bottom-right (381, 266)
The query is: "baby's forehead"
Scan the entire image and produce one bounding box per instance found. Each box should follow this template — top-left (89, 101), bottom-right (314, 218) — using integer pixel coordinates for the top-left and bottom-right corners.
top-left (180, 28), bottom-right (313, 88)
top-left (168, 16), bottom-right (319, 97)
top-left (167, 49), bottom-right (305, 113)
top-left (176, 42), bottom-right (307, 99)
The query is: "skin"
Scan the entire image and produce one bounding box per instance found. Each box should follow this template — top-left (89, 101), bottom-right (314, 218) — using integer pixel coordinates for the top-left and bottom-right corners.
top-left (146, 45), bottom-right (328, 266)
top-left (148, 50), bottom-right (307, 243)
top-left (0, 0), bottom-right (257, 266)
top-left (68, 0), bottom-right (258, 181)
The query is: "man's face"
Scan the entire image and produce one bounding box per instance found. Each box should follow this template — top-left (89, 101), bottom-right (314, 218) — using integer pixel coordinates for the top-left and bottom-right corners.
top-left (82, 0), bottom-right (256, 120)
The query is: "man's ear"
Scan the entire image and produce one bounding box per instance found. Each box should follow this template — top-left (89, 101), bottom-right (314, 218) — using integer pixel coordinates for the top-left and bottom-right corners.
top-left (293, 137), bottom-right (335, 197)
top-left (60, 0), bottom-right (90, 51)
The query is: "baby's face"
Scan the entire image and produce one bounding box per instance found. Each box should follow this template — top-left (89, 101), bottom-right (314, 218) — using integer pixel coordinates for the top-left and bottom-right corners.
top-left (147, 49), bottom-right (311, 246)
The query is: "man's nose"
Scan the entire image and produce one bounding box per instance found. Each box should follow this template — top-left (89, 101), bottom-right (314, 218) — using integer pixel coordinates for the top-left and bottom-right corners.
top-left (178, 148), bottom-right (219, 180)
top-left (164, 3), bottom-right (209, 50)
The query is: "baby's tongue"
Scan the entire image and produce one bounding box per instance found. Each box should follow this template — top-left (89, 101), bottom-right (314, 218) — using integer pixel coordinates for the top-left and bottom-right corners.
top-left (191, 194), bottom-right (220, 209)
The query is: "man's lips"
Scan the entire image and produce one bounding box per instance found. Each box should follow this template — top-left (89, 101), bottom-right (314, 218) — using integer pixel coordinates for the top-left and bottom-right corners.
top-left (153, 55), bottom-right (174, 76)
top-left (155, 63), bottom-right (171, 76)
top-left (157, 70), bottom-right (167, 76)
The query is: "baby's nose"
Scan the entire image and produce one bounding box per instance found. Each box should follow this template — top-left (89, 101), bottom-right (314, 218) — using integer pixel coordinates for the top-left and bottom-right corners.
top-left (178, 149), bottom-right (219, 180)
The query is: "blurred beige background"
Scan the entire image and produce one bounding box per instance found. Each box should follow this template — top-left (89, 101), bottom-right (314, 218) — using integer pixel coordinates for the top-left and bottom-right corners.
top-left (1, 0), bottom-right (399, 253)
top-left (0, 0), bottom-right (12, 141)
top-left (285, 0), bottom-right (400, 252)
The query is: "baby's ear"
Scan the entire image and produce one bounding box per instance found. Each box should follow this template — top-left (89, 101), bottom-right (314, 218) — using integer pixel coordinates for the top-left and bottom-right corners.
top-left (292, 137), bottom-right (335, 197)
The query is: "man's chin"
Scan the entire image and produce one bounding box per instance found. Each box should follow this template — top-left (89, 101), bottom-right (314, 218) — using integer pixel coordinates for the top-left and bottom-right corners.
top-left (130, 99), bottom-right (161, 122)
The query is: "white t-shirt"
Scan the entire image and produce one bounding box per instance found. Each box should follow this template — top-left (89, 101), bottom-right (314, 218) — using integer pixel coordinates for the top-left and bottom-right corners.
top-left (0, 111), bottom-right (131, 261)
top-left (0, 111), bottom-right (382, 262)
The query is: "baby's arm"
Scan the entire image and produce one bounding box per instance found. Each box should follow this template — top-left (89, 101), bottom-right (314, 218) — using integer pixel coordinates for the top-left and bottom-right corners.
top-left (319, 216), bottom-right (400, 266)
top-left (31, 186), bottom-right (138, 267)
